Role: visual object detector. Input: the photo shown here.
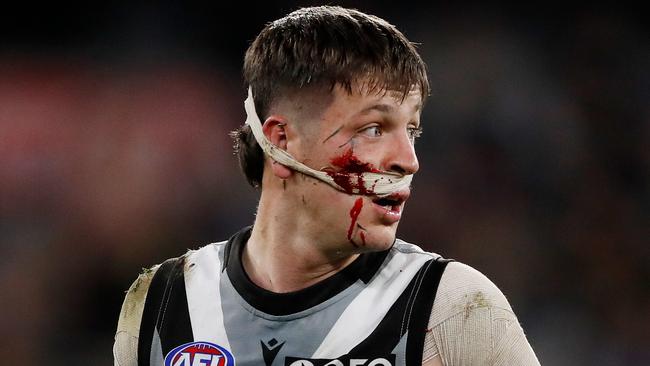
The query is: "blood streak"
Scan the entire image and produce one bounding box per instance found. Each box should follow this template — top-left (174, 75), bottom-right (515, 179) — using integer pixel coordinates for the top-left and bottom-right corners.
top-left (347, 198), bottom-right (363, 246)
top-left (325, 148), bottom-right (380, 194)
top-left (359, 231), bottom-right (366, 246)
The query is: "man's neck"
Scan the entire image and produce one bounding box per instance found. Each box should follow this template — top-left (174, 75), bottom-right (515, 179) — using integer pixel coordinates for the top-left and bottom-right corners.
top-left (242, 189), bottom-right (358, 293)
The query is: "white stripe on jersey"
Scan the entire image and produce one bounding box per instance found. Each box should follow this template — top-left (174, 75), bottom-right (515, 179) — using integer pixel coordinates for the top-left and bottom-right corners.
top-left (150, 328), bottom-right (164, 365)
top-left (312, 242), bottom-right (436, 358)
top-left (184, 242), bottom-right (231, 349)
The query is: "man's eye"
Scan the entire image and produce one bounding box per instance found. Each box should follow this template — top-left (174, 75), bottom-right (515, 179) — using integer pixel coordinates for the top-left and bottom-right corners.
top-left (408, 126), bottom-right (423, 142)
top-left (359, 126), bottom-right (382, 137)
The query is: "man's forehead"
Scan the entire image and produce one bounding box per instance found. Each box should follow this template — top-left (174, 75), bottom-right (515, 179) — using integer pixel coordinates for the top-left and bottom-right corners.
top-left (322, 83), bottom-right (422, 111)
top-left (272, 83), bottom-right (422, 123)
top-left (337, 81), bottom-right (421, 99)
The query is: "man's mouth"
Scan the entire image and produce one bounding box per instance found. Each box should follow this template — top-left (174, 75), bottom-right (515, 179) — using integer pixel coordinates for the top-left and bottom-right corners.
top-left (372, 196), bottom-right (403, 211)
top-left (371, 191), bottom-right (410, 222)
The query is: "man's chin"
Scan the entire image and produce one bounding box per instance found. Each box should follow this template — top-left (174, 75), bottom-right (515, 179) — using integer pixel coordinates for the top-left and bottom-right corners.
top-left (357, 228), bottom-right (397, 252)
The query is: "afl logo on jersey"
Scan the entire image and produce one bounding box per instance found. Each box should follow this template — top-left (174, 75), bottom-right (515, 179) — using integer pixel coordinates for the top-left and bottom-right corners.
top-left (164, 341), bottom-right (235, 366)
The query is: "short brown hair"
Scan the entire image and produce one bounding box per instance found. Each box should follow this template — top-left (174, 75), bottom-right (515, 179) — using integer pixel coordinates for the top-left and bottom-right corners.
top-left (232, 6), bottom-right (429, 188)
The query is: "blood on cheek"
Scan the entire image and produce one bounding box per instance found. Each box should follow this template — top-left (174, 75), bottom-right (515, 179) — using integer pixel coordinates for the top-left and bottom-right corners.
top-left (325, 148), bottom-right (373, 246)
top-left (324, 148), bottom-right (380, 195)
top-left (347, 198), bottom-right (363, 247)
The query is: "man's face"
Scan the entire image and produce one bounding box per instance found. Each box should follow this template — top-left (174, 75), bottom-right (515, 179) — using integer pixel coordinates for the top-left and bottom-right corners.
top-left (280, 84), bottom-right (422, 253)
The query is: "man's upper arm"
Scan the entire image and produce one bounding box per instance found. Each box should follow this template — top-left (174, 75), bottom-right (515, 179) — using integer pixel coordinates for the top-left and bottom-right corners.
top-left (423, 261), bottom-right (540, 365)
top-left (114, 265), bottom-right (159, 366)
top-left (422, 355), bottom-right (444, 366)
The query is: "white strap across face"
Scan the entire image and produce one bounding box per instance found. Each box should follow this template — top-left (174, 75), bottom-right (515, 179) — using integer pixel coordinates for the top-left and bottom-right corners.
top-left (244, 87), bottom-right (413, 197)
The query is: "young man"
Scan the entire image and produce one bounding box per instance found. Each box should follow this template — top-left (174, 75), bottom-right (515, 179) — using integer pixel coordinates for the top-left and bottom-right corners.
top-left (114, 6), bottom-right (540, 366)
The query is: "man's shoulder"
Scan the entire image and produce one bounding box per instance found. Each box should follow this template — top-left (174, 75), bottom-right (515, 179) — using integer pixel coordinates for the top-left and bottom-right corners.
top-left (430, 260), bottom-right (515, 326)
top-left (422, 260), bottom-right (540, 365)
top-left (116, 264), bottom-right (160, 338)
top-left (115, 241), bottom-right (228, 334)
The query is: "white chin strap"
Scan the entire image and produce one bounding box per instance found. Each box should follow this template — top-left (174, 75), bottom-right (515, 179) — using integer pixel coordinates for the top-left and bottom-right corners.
top-left (244, 87), bottom-right (413, 197)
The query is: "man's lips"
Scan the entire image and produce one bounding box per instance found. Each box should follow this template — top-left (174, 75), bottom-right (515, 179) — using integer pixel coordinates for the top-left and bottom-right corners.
top-left (372, 190), bottom-right (410, 208)
top-left (371, 190), bottom-right (410, 223)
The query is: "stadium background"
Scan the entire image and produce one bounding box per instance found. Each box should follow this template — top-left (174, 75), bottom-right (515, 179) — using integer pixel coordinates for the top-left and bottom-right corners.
top-left (0, 2), bottom-right (647, 365)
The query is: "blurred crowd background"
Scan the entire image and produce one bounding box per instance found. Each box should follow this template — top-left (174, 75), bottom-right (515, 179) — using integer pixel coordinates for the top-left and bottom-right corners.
top-left (0, 2), bottom-right (647, 365)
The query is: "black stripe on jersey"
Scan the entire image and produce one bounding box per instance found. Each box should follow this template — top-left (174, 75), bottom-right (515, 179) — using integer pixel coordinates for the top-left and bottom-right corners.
top-left (138, 256), bottom-right (194, 366)
top-left (405, 257), bottom-right (453, 364)
top-left (346, 257), bottom-right (451, 364)
top-left (138, 258), bottom-right (177, 366)
top-left (221, 226), bottom-right (243, 272)
top-left (156, 256), bottom-right (194, 357)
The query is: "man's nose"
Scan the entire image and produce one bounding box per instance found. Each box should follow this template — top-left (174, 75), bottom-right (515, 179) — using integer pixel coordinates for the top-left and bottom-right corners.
top-left (386, 131), bottom-right (419, 175)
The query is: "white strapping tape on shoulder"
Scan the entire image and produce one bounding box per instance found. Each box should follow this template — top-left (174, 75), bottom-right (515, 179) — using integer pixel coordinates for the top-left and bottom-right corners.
top-left (244, 87), bottom-right (412, 197)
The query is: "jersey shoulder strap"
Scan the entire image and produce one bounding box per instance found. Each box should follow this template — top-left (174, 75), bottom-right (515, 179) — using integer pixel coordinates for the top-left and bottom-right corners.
top-left (405, 257), bottom-right (453, 363)
top-left (346, 256), bottom-right (452, 365)
top-left (137, 255), bottom-right (193, 366)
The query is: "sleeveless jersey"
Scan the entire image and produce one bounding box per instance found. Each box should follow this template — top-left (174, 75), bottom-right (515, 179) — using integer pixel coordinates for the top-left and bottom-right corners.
top-left (137, 227), bottom-right (450, 366)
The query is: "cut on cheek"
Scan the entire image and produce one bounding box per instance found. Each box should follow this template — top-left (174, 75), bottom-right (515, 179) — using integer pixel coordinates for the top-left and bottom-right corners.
top-left (322, 124), bottom-right (344, 144)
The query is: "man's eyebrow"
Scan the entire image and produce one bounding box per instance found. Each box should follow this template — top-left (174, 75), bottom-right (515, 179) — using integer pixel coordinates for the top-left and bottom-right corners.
top-left (358, 102), bottom-right (422, 115)
top-left (358, 103), bottom-right (394, 114)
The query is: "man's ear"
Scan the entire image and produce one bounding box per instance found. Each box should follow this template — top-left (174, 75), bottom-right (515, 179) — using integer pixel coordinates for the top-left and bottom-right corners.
top-left (262, 116), bottom-right (293, 179)
top-left (262, 116), bottom-right (288, 149)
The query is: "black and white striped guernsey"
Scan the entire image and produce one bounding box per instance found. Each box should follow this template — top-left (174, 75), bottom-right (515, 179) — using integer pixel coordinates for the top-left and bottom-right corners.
top-left (137, 227), bottom-right (451, 366)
